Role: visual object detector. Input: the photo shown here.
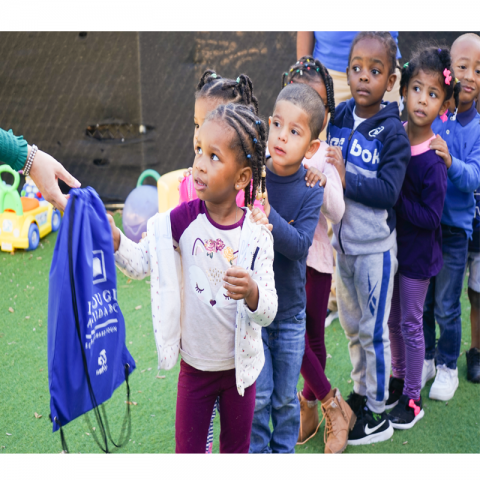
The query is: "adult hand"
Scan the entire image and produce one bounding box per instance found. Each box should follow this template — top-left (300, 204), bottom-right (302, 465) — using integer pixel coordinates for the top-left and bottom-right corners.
top-left (28, 147), bottom-right (81, 211)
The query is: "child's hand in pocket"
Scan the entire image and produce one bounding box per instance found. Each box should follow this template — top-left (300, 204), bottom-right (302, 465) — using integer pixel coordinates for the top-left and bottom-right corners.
top-left (326, 146), bottom-right (346, 188)
top-left (107, 214), bottom-right (121, 252)
top-left (250, 207), bottom-right (273, 231)
top-left (304, 164), bottom-right (327, 188)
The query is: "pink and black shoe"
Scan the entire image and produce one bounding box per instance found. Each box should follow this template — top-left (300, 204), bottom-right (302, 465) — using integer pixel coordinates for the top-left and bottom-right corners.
top-left (385, 376), bottom-right (404, 410)
top-left (388, 394), bottom-right (424, 430)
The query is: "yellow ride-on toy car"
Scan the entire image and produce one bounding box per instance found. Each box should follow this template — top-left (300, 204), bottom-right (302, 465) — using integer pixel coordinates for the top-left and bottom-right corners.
top-left (0, 165), bottom-right (61, 252)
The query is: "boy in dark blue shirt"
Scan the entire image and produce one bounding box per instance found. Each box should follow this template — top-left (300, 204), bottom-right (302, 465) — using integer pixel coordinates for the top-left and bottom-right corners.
top-left (249, 84), bottom-right (328, 453)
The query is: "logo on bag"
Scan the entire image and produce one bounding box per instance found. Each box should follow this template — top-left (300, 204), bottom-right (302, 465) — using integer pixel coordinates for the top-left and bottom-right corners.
top-left (93, 250), bottom-right (107, 284)
top-left (96, 349), bottom-right (108, 375)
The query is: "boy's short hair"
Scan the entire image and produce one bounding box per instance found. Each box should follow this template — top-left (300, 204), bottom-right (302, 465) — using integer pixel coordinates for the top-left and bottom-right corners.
top-left (274, 83), bottom-right (325, 140)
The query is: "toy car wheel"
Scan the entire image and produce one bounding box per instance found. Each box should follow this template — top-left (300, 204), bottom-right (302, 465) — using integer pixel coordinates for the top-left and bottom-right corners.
top-left (51, 210), bottom-right (61, 232)
top-left (26, 223), bottom-right (40, 251)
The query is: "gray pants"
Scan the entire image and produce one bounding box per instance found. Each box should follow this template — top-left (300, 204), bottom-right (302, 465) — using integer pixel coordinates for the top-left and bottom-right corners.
top-left (336, 246), bottom-right (398, 413)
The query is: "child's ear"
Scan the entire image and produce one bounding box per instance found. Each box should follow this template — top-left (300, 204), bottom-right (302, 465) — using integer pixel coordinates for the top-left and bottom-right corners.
top-left (401, 85), bottom-right (407, 100)
top-left (235, 166), bottom-right (252, 191)
top-left (386, 72), bottom-right (397, 93)
top-left (346, 67), bottom-right (350, 85)
top-left (304, 138), bottom-right (321, 160)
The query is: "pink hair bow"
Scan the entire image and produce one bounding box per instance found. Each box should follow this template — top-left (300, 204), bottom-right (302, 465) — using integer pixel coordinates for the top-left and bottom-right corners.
top-left (409, 399), bottom-right (421, 416)
top-left (440, 111), bottom-right (448, 123)
top-left (443, 68), bottom-right (452, 85)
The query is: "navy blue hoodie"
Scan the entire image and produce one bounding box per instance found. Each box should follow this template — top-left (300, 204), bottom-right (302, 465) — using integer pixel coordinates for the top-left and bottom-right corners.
top-left (327, 98), bottom-right (411, 255)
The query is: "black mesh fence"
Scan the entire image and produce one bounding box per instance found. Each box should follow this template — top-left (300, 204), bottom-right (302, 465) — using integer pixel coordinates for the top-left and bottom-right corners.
top-left (0, 31), bottom-right (478, 202)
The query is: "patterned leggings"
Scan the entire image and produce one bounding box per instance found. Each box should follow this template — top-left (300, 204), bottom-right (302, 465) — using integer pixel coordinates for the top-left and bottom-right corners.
top-left (388, 273), bottom-right (430, 399)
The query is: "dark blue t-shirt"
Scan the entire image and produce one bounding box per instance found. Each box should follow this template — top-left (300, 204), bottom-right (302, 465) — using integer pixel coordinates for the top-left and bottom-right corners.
top-left (266, 164), bottom-right (323, 321)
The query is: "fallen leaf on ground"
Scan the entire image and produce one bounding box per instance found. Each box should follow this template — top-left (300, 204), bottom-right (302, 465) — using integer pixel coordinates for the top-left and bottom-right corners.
top-left (8, 307), bottom-right (14, 313)
top-left (37, 257), bottom-right (42, 260)
top-left (147, 368), bottom-right (152, 371)
top-left (141, 369), bottom-right (146, 373)
top-left (34, 412), bottom-right (42, 419)
top-left (85, 432), bottom-right (90, 436)
top-left (127, 279), bottom-right (132, 284)
top-left (156, 375), bottom-right (166, 379)
top-left (403, 441), bottom-right (408, 445)
top-left (145, 280), bottom-right (150, 284)
top-left (326, 353), bottom-right (332, 359)
top-left (25, 316), bottom-right (30, 319)
top-left (6, 433), bottom-right (12, 436)
top-left (347, 379), bottom-right (352, 383)
top-left (135, 305), bottom-right (142, 310)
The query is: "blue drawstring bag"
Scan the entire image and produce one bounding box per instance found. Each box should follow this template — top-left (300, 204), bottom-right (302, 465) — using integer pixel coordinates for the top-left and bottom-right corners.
top-left (48, 187), bottom-right (135, 452)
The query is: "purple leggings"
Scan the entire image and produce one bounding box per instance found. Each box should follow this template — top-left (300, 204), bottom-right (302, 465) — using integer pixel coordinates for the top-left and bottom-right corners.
top-left (175, 360), bottom-right (256, 453)
top-left (301, 267), bottom-right (332, 402)
top-left (388, 273), bottom-right (430, 399)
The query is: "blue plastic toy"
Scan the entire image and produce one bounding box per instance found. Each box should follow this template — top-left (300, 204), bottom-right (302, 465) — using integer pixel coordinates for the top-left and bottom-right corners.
top-left (122, 169), bottom-right (160, 243)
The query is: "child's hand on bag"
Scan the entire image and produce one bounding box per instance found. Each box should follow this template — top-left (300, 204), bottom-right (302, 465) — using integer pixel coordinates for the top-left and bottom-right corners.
top-left (223, 266), bottom-right (259, 311)
top-left (107, 214), bottom-right (121, 252)
top-left (249, 207), bottom-right (273, 231)
top-left (304, 164), bottom-right (327, 188)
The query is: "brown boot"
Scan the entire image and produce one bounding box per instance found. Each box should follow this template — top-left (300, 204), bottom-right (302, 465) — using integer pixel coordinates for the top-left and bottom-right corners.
top-left (321, 388), bottom-right (356, 454)
top-left (297, 391), bottom-right (322, 445)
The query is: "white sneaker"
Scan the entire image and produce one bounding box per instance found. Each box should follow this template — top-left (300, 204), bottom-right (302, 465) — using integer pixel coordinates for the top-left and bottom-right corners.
top-left (325, 309), bottom-right (339, 328)
top-left (421, 358), bottom-right (436, 389)
top-left (429, 365), bottom-right (459, 401)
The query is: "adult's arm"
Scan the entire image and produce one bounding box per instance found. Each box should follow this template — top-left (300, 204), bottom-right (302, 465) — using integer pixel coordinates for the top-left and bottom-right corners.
top-left (297, 32), bottom-right (315, 60)
top-left (1, 127), bottom-right (80, 211)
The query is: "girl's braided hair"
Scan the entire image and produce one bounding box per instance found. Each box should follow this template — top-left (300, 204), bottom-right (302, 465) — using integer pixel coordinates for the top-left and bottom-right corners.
top-left (196, 69), bottom-right (259, 115)
top-left (205, 103), bottom-right (267, 208)
top-left (282, 56), bottom-right (336, 124)
top-left (399, 45), bottom-right (461, 112)
top-left (348, 31), bottom-right (398, 75)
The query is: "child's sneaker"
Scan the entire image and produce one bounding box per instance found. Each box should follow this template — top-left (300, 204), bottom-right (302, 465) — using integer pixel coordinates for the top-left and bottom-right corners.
top-left (429, 364), bottom-right (459, 401)
top-left (345, 390), bottom-right (366, 417)
top-left (385, 377), bottom-right (404, 409)
top-left (321, 389), bottom-right (356, 454)
top-left (466, 348), bottom-right (480, 383)
top-left (388, 394), bottom-right (424, 430)
top-left (297, 392), bottom-right (321, 445)
top-left (347, 406), bottom-right (394, 446)
top-left (421, 358), bottom-right (436, 389)
top-left (325, 309), bottom-right (339, 328)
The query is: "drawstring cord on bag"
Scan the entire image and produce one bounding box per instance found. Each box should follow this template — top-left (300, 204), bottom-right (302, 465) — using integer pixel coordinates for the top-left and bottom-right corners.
top-left (52, 194), bottom-right (132, 453)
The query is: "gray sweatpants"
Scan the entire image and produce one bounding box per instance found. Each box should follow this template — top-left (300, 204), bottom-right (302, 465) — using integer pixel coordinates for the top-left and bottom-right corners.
top-left (336, 245), bottom-right (398, 413)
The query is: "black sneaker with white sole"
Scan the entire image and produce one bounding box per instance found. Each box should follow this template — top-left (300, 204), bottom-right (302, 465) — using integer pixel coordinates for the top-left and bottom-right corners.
top-left (346, 391), bottom-right (366, 417)
top-left (385, 376), bottom-right (404, 410)
top-left (347, 406), bottom-right (394, 445)
top-left (388, 394), bottom-right (424, 430)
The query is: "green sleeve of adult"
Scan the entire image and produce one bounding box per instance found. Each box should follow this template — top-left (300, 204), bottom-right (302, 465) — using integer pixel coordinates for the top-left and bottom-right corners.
top-left (0, 128), bottom-right (28, 171)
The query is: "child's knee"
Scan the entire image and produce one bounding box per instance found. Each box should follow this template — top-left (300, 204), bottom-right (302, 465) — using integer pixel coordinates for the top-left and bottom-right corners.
top-left (468, 287), bottom-right (480, 310)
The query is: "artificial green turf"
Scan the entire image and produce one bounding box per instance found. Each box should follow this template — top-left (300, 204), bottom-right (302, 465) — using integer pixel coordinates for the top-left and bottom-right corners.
top-left (1, 212), bottom-right (479, 453)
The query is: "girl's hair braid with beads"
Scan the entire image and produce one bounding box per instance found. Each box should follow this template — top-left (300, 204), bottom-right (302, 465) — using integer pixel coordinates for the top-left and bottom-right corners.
top-left (196, 69), bottom-right (259, 114)
top-left (282, 56), bottom-right (336, 123)
top-left (349, 31), bottom-right (398, 75)
top-left (206, 103), bottom-right (267, 208)
top-left (399, 45), bottom-right (461, 114)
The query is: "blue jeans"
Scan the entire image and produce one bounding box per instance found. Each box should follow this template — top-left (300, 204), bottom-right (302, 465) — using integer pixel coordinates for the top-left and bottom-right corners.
top-left (249, 310), bottom-right (306, 454)
top-left (423, 224), bottom-right (468, 369)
